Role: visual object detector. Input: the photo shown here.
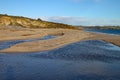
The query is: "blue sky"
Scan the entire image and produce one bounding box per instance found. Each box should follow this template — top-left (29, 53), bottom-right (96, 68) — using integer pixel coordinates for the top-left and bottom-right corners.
top-left (0, 0), bottom-right (120, 26)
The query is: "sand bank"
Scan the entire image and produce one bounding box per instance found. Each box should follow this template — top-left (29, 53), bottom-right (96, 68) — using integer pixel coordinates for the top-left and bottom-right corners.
top-left (0, 28), bottom-right (120, 52)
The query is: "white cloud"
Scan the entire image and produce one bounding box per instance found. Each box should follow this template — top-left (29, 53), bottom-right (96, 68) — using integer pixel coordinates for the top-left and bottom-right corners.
top-left (41, 16), bottom-right (120, 26)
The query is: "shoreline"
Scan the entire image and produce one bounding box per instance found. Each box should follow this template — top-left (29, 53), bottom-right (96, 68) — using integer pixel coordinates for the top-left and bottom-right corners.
top-left (86, 30), bottom-right (120, 36)
top-left (0, 28), bottom-right (120, 53)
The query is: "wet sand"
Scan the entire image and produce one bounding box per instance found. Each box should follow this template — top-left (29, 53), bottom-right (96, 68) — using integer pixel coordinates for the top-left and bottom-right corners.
top-left (88, 33), bottom-right (120, 47)
top-left (0, 40), bottom-right (120, 80)
top-left (0, 28), bottom-right (120, 80)
top-left (0, 28), bottom-right (120, 52)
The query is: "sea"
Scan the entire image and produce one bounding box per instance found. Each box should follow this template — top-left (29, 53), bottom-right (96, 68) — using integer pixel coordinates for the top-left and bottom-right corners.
top-left (0, 30), bottom-right (120, 80)
top-left (86, 29), bottom-right (120, 35)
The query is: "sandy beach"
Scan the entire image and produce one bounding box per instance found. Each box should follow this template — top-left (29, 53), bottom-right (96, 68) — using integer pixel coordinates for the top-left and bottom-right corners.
top-left (0, 28), bottom-right (120, 52)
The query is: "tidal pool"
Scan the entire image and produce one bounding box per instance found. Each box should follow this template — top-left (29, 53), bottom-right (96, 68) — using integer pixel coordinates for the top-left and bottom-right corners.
top-left (0, 40), bottom-right (120, 80)
top-left (0, 35), bottom-right (57, 50)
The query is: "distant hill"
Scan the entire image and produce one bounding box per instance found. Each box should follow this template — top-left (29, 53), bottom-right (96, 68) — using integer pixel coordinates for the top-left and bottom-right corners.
top-left (82, 26), bottom-right (120, 30)
top-left (0, 14), bottom-right (82, 29)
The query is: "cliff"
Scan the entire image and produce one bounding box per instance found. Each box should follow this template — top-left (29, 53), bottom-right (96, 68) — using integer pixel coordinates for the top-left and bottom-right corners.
top-left (0, 14), bottom-right (82, 29)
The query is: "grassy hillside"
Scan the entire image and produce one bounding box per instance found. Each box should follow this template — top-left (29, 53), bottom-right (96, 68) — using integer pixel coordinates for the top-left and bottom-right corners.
top-left (0, 14), bottom-right (82, 29)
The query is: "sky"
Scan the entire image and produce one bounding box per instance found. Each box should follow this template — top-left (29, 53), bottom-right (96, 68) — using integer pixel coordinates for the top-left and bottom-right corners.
top-left (0, 0), bottom-right (120, 26)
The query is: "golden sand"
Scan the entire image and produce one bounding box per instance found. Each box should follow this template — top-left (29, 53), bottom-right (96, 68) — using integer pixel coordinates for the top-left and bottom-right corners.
top-left (0, 28), bottom-right (120, 52)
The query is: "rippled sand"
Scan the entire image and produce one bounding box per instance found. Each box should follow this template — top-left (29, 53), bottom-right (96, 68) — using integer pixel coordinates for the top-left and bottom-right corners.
top-left (0, 28), bottom-right (120, 80)
top-left (0, 40), bottom-right (120, 80)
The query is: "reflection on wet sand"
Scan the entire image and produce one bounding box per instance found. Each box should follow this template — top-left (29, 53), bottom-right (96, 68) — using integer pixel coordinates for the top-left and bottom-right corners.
top-left (0, 40), bottom-right (120, 80)
top-left (0, 35), bottom-right (57, 50)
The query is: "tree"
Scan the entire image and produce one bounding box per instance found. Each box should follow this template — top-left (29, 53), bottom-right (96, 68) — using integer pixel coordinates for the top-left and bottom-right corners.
top-left (37, 18), bottom-right (42, 21)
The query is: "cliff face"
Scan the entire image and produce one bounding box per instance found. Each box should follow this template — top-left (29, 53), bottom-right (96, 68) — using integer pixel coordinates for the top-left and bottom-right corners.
top-left (0, 14), bottom-right (82, 29)
top-left (0, 15), bottom-right (46, 28)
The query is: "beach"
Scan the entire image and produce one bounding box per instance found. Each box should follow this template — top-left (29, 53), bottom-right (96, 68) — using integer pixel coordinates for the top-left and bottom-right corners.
top-left (0, 28), bottom-right (120, 52)
top-left (0, 36), bottom-right (120, 80)
top-left (0, 28), bottom-right (120, 80)
top-left (1, 0), bottom-right (120, 79)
